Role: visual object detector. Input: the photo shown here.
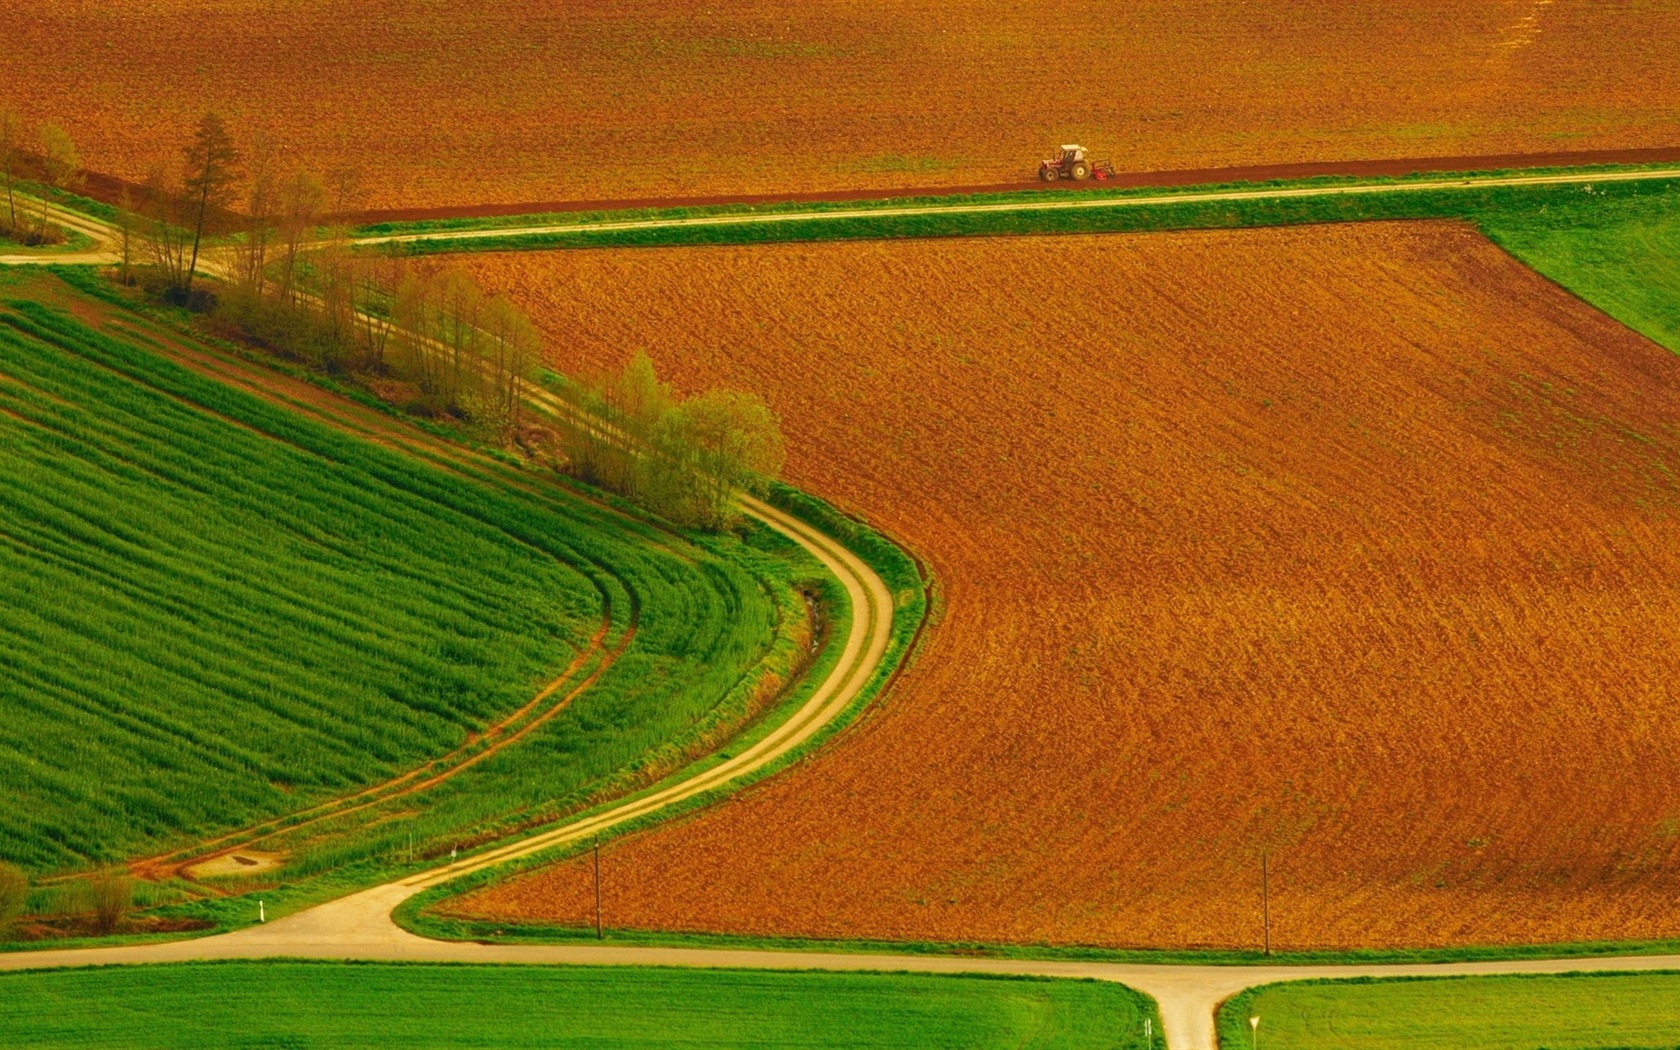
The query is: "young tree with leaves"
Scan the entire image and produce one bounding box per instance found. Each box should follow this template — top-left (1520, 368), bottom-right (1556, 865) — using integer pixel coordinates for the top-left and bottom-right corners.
top-left (0, 110), bottom-right (22, 235)
top-left (34, 123), bottom-right (81, 241)
top-left (681, 389), bottom-right (785, 527)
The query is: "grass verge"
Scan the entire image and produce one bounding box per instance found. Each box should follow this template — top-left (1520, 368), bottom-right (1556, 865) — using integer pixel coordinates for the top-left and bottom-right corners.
top-left (356, 166), bottom-right (1680, 260)
top-left (0, 960), bottom-right (1158, 1049)
top-left (1219, 970), bottom-right (1680, 1049)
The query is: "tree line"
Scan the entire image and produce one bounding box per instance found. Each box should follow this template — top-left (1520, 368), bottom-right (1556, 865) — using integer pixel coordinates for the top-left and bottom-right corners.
top-left (562, 353), bottom-right (785, 529)
top-left (124, 112), bottom-right (785, 528)
top-left (128, 114), bottom-right (539, 436)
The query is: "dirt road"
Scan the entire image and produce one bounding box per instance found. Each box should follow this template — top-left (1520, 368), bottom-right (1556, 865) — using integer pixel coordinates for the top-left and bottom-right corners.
top-left (10, 876), bottom-right (1680, 1049)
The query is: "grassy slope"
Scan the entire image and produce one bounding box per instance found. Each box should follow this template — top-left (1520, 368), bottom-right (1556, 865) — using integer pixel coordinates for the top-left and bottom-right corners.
top-left (0, 273), bottom-right (801, 897)
top-left (0, 961), bottom-right (1157, 1050)
top-left (1479, 188), bottom-right (1680, 353)
top-left (1219, 971), bottom-right (1680, 1050)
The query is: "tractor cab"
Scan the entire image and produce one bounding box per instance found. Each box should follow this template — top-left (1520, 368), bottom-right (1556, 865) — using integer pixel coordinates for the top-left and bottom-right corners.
top-left (1057, 145), bottom-right (1086, 163)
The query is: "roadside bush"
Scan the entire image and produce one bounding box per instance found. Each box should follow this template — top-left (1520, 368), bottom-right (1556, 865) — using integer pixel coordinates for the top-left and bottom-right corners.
top-left (88, 870), bottom-right (133, 935)
top-left (0, 863), bottom-right (27, 931)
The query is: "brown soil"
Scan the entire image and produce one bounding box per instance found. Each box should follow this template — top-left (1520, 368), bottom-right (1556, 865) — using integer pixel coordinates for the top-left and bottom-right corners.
top-left (447, 223), bottom-right (1680, 950)
top-left (7, 2), bottom-right (1677, 210)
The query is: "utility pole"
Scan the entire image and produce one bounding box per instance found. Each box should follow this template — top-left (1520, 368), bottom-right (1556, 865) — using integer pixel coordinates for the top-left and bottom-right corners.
top-left (593, 834), bottom-right (603, 940)
top-left (1261, 851), bottom-right (1271, 957)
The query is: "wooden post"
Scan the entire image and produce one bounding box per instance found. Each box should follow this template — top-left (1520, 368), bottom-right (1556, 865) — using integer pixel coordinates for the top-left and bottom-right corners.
top-left (1262, 851), bottom-right (1271, 956)
top-left (594, 834), bottom-right (603, 940)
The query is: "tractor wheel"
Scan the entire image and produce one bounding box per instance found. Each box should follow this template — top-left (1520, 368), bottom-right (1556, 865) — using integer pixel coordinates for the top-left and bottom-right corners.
top-left (1070, 162), bottom-right (1090, 181)
top-left (1040, 166), bottom-right (1059, 183)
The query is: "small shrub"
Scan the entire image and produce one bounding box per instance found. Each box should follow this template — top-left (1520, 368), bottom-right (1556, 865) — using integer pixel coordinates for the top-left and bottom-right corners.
top-left (0, 863), bottom-right (27, 931)
top-left (88, 870), bottom-right (133, 935)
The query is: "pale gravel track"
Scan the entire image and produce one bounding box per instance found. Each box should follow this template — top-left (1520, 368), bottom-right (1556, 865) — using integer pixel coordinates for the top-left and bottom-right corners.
top-left (8, 165), bottom-right (1679, 266)
top-left (9, 174), bottom-right (1680, 1048)
top-left (350, 164), bottom-right (1680, 250)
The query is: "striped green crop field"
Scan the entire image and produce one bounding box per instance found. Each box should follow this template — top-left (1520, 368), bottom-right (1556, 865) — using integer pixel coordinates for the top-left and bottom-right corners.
top-left (0, 275), bottom-right (803, 883)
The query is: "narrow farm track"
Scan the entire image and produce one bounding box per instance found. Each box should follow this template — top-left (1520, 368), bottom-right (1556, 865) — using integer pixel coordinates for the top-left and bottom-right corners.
top-left (8, 161), bottom-right (1680, 268)
top-left (351, 164), bottom-right (1680, 250)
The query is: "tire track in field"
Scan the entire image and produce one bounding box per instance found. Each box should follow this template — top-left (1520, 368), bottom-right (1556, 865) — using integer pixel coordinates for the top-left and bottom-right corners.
top-left (127, 606), bottom-right (631, 883)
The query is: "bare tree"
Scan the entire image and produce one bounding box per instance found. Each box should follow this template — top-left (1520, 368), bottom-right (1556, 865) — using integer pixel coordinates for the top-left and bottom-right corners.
top-left (235, 131), bottom-right (280, 296)
top-left (391, 269), bottom-right (443, 404)
top-left (437, 267), bottom-right (481, 409)
top-left (181, 112), bottom-right (242, 294)
top-left (141, 165), bottom-right (191, 289)
top-left (275, 169), bottom-right (323, 308)
top-left (0, 109), bottom-right (21, 235)
top-left (480, 295), bottom-right (539, 435)
top-left (35, 124), bottom-right (81, 242)
top-left (353, 251), bottom-right (405, 372)
top-left (115, 187), bottom-right (138, 284)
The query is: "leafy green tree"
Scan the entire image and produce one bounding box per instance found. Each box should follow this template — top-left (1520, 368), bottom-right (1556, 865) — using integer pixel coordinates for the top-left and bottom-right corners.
top-left (683, 389), bottom-right (785, 527)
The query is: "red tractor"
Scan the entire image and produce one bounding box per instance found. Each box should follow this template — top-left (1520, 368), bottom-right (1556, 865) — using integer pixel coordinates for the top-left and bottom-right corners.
top-left (1038, 144), bottom-right (1116, 183)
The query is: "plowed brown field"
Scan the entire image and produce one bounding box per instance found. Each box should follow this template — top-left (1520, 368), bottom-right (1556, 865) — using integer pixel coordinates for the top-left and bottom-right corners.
top-left (447, 223), bottom-right (1680, 950)
top-left (7, 2), bottom-right (1678, 210)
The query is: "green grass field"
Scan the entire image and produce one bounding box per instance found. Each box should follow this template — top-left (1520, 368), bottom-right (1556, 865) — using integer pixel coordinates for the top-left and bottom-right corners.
top-left (1481, 187), bottom-right (1680, 353)
top-left (0, 272), bottom-right (811, 892)
top-left (0, 961), bottom-right (1157, 1049)
top-left (1220, 971), bottom-right (1680, 1050)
